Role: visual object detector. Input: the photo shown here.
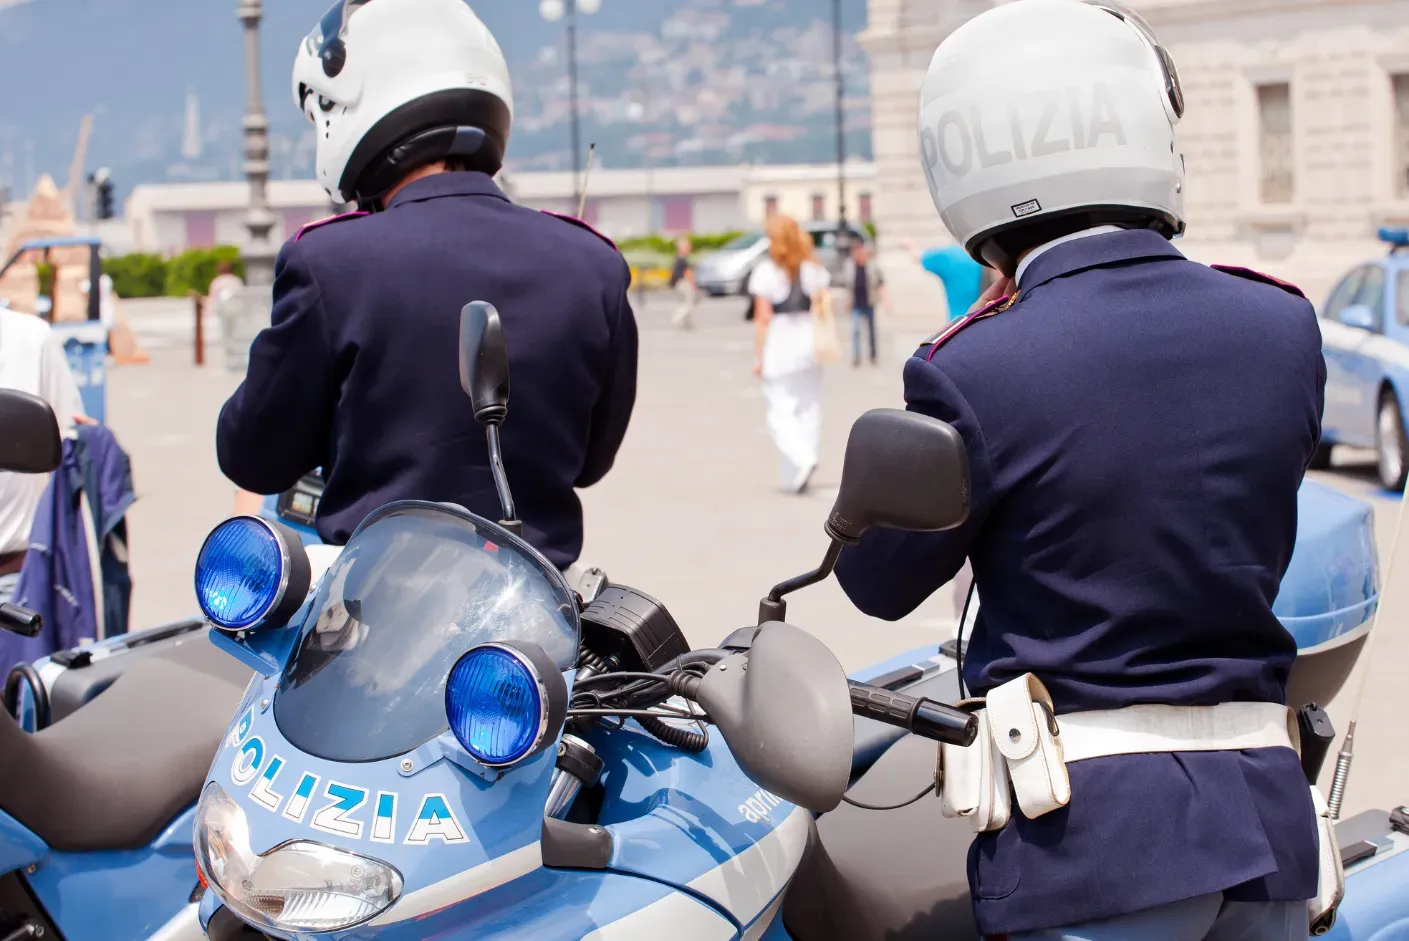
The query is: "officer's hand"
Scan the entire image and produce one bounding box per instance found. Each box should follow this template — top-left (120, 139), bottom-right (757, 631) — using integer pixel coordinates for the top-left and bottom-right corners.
top-left (969, 276), bottom-right (1015, 314)
top-left (74, 414), bottom-right (97, 426)
top-left (753, 358), bottom-right (763, 379)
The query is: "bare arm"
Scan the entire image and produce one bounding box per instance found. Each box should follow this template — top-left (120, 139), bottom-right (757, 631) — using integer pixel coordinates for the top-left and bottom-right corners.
top-left (753, 295), bottom-right (773, 377)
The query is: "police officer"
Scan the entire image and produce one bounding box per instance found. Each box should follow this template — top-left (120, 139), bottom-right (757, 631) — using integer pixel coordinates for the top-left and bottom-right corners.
top-left (217, 0), bottom-right (637, 572)
top-left (836, 1), bottom-right (1328, 938)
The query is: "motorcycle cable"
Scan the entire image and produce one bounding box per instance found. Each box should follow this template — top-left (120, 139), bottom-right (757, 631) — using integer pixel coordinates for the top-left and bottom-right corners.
top-left (842, 783), bottom-right (937, 811)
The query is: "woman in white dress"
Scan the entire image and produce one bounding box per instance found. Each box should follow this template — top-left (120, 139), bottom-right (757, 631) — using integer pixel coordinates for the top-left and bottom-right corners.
top-left (749, 214), bottom-right (832, 494)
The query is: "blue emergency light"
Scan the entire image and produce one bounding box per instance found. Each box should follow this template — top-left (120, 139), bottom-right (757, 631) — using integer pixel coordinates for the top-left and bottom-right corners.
top-left (194, 517), bottom-right (311, 631)
top-left (1379, 227), bottom-right (1409, 250)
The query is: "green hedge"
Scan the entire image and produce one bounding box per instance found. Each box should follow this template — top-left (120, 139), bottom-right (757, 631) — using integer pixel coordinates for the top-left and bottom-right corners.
top-left (103, 254), bottom-right (167, 299)
top-left (104, 247), bottom-right (247, 299)
top-left (617, 232), bottom-right (744, 256)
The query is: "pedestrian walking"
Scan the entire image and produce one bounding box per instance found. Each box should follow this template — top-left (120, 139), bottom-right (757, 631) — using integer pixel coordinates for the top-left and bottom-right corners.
top-left (750, 214), bottom-right (832, 495)
top-left (669, 237), bottom-right (698, 331)
top-left (842, 241), bottom-right (889, 366)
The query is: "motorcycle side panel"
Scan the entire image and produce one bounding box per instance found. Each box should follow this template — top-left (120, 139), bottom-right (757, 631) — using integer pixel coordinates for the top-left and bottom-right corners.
top-left (0, 809), bottom-right (46, 876)
top-left (588, 722), bottom-right (808, 929)
top-left (23, 805), bottom-right (201, 941)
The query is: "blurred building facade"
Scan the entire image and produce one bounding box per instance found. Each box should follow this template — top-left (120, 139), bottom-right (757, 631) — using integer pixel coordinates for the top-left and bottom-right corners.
top-left (864, 0), bottom-right (1409, 312)
top-left (121, 161), bottom-right (879, 255)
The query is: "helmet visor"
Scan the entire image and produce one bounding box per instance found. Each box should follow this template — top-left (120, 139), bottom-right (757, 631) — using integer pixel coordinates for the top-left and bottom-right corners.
top-left (304, 0), bottom-right (376, 59)
top-left (1081, 0), bottom-right (1185, 119)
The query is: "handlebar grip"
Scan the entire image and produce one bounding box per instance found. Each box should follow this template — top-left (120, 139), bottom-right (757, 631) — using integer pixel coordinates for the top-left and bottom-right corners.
top-left (848, 681), bottom-right (977, 747)
top-left (0, 603), bottom-right (42, 638)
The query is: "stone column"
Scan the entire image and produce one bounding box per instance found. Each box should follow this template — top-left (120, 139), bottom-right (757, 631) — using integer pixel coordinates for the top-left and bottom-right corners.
top-left (862, 0), bottom-right (996, 340)
top-left (226, 0), bottom-right (279, 373)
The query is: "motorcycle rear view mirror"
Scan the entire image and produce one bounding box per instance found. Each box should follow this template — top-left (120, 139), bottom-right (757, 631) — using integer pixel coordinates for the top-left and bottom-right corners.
top-left (759, 409), bottom-right (971, 623)
top-left (0, 389), bottom-right (62, 475)
top-left (459, 301), bottom-right (521, 535)
top-left (691, 622), bottom-right (853, 813)
top-left (460, 301), bottom-right (511, 426)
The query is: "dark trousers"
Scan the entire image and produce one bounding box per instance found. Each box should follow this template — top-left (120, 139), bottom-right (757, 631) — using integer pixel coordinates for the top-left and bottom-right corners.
top-left (852, 306), bottom-right (876, 364)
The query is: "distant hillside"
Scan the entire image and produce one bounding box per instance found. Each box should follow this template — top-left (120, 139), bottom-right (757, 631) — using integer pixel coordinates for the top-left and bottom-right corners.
top-left (0, 0), bottom-right (870, 202)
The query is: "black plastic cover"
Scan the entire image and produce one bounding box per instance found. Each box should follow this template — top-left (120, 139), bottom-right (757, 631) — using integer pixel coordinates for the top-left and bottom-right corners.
top-left (580, 585), bottom-right (690, 672)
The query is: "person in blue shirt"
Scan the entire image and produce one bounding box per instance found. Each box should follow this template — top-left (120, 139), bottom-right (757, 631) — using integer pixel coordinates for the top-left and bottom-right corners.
top-left (909, 241), bottom-right (986, 321)
top-left (836, 1), bottom-right (1331, 938)
top-left (216, 0), bottom-right (637, 572)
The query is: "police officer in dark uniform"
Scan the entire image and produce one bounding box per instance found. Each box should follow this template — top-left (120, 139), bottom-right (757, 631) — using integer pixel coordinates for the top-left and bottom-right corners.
top-left (216, 0), bottom-right (637, 573)
top-left (836, 1), bottom-right (1332, 938)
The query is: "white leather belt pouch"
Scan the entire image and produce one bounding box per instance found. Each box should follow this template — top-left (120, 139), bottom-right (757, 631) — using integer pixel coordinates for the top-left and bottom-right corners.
top-left (938, 709), bottom-right (1011, 832)
top-left (986, 673), bottom-right (1071, 820)
top-left (1308, 784), bottom-right (1345, 935)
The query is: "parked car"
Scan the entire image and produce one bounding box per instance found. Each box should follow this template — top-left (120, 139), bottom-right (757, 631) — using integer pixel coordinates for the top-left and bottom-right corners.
top-left (695, 222), bottom-right (871, 296)
top-left (1317, 226), bottom-right (1409, 489)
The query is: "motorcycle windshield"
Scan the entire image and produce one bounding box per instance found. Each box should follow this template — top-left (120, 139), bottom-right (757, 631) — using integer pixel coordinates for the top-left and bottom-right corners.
top-left (273, 503), bottom-right (579, 763)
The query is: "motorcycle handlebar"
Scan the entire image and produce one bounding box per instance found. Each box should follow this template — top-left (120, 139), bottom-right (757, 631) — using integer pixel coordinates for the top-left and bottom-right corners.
top-left (0, 603), bottom-right (41, 638)
top-left (848, 681), bottom-right (978, 747)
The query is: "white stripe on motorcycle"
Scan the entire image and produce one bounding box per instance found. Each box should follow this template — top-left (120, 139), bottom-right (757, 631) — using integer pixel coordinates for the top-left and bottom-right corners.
top-left (582, 891), bottom-right (737, 940)
top-left (588, 806), bottom-right (810, 937)
top-left (367, 841), bottom-right (543, 926)
top-left (689, 806), bottom-right (810, 926)
top-left (145, 903), bottom-right (206, 941)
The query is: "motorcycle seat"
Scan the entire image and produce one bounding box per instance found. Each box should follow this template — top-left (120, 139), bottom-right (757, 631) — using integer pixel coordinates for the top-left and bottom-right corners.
top-left (784, 732), bottom-right (980, 941)
top-left (0, 637), bottom-right (251, 852)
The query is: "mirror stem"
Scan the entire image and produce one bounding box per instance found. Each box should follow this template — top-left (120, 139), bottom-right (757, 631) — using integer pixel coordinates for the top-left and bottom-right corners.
top-left (485, 424), bottom-right (521, 535)
top-left (758, 540), bottom-right (843, 625)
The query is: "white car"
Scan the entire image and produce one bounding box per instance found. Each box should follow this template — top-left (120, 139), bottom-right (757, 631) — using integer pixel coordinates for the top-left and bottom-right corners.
top-left (695, 223), bottom-right (871, 296)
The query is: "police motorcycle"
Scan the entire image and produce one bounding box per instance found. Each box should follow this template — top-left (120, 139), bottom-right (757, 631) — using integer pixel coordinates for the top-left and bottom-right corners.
top-left (0, 332), bottom-right (1398, 941)
top-left (0, 391), bottom-right (241, 941)
top-left (174, 303), bottom-right (1404, 941)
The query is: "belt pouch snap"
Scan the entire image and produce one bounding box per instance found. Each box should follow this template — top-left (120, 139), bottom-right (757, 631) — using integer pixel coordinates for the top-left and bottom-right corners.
top-left (987, 673), bottom-right (1070, 819)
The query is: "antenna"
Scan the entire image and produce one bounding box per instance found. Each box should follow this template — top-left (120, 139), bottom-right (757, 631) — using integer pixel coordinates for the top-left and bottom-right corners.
top-left (1325, 488), bottom-right (1409, 819)
top-left (576, 142), bottom-right (596, 220)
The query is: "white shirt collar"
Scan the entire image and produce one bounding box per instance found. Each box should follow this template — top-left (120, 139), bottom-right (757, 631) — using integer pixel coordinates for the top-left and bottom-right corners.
top-left (1014, 225), bottom-right (1125, 288)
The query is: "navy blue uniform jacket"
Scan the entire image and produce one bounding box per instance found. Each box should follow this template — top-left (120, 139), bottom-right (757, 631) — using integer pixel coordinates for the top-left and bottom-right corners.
top-left (217, 173), bottom-right (638, 569)
top-left (835, 230), bottom-right (1325, 935)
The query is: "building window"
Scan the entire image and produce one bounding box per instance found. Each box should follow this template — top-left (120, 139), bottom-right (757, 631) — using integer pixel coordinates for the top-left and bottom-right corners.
top-left (764, 195), bottom-right (778, 217)
top-left (660, 196), bottom-right (694, 234)
top-left (811, 193), bottom-right (826, 221)
top-left (1256, 82), bottom-right (1294, 204)
top-left (1394, 74), bottom-right (1409, 198)
top-left (858, 192), bottom-right (873, 224)
top-left (185, 210), bottom-right (217, 248)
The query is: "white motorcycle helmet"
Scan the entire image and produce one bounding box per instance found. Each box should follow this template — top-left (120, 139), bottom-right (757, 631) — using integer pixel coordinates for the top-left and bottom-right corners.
top-left (293, 0), bottom-right (514, 208)
top-left (918, 0), bottom-right (1187, 275)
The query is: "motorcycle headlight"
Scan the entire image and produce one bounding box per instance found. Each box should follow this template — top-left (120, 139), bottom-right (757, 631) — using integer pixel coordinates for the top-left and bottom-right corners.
top-left (194, 783), bottom-right (403, 933)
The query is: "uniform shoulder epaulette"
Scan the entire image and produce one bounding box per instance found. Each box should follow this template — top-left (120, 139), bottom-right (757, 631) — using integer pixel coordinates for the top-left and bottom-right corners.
top-left (921, 293), bottom-right (1018, 362)
top-left (294, 211), bottom-right (370, 242)
top-left (540, 210), bottom-right (620, 252)
top-left (1210, 264), bottom-right (1306, 299)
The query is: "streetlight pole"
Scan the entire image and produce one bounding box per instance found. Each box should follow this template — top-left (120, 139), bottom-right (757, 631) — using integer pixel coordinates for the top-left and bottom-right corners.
top-left (228, 0), bottom-right (277, 373)
top-left (238, 0), bottom-right (276, 289)
top-left (832, 0), bottom-right (849, 249)
top-left (541, 0), bottom-right (599, 216)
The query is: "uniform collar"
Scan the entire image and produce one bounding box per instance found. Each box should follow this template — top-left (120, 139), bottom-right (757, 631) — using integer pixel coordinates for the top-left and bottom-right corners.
top-left (1017, 228), bottom-right (1184, 293)
top-left (386, 171), bottom-right (509, 209)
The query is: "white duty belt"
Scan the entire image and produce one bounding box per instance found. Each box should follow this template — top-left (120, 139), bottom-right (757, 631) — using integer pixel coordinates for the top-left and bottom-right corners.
top-left (935, 672), bottom-right (1343, 934)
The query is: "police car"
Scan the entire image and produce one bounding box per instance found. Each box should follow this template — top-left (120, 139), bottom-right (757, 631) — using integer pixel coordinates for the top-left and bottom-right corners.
top-left (1317, 227), bottom-right (1409, 490)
